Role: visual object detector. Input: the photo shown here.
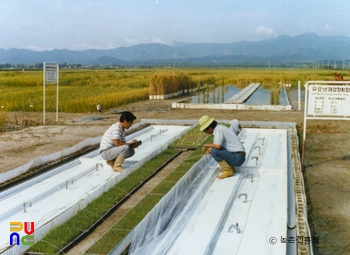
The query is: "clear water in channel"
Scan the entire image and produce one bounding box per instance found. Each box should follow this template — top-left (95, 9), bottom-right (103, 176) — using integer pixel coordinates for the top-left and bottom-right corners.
top-left (185, 84), bottom-right (289, 105)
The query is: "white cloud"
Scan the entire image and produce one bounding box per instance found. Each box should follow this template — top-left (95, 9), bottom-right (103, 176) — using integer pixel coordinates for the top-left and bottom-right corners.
top-left (255, 25), bottom-right (274, 35)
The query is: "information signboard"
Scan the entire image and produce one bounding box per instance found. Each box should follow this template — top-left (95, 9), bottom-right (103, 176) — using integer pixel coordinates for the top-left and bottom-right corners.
top-left (43, 62), bottom-right (59, 124)
top-left (44, 63), bottom-right (58, 83)
top-left (308, 85), bottom-right (350, 116)
top-left (302, 81), bottom-right (350, 170)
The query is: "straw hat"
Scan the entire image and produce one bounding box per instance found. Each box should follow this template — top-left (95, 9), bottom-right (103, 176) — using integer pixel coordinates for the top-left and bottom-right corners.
top-left (199, 115), bottom-right (215, 131)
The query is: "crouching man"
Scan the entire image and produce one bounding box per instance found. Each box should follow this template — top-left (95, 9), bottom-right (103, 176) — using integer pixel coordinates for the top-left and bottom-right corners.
top-left (199, 115), bottom-right (246, 179)
top-left (100, 111), bottom-right (138, 172)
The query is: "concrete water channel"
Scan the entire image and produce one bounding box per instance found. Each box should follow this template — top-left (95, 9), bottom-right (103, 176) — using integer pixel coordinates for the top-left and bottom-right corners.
top-left (0, 119), bottom-right (311, 255)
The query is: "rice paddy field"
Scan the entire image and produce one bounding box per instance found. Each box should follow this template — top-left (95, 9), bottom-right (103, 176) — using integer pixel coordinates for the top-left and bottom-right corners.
top-left (0, 67), bottom-right (341, 115)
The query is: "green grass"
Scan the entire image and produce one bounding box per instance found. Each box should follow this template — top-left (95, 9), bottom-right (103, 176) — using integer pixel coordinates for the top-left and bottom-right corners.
top-left (87, 194), bottom-right (164, 254)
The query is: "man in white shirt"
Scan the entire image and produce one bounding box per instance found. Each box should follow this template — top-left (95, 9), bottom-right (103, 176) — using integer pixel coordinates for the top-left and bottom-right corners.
top-left (199, 115), bottom-right (246, 179)
top-left (100, 111), bottom-right (138, 172)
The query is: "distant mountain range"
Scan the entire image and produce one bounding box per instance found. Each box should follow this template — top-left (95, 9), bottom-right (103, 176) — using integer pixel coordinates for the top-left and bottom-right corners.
top-left (1, 33), bottom-right (350, 66)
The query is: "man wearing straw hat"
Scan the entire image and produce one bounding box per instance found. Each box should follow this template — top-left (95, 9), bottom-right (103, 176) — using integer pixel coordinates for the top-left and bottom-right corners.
top-left (199, 115), bottom-right (246, 179)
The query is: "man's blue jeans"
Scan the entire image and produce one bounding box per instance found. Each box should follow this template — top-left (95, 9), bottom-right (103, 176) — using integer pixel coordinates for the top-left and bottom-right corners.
top-left (211, 148), bottom-right (245, 167)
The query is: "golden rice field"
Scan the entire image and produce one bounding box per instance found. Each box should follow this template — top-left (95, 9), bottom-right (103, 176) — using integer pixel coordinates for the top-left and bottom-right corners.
top-left (0, 68), bottom-right (340, 114)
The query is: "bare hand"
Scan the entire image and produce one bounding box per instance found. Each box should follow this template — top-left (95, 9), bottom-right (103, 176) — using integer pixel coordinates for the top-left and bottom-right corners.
top-left (202, 146), bottom-right (211, 155)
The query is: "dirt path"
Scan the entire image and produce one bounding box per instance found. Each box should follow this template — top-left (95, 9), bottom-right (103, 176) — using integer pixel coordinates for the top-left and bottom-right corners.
top-left (1, 89), bottom-right (349, 254)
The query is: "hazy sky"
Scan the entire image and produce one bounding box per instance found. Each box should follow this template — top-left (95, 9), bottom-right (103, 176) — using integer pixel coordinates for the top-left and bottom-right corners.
top-left (1, 0), bottom-right (350, 51)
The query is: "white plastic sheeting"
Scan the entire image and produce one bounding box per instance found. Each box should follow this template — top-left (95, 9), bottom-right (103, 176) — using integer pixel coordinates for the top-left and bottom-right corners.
top-left (0, 137), bottom-right (101, 184)
top-left (112, 155), bottom-right (218, 255)
top-left (110, 128), bottom-right (291, 255)
top-left (0, 124), bottom-right (192, 255)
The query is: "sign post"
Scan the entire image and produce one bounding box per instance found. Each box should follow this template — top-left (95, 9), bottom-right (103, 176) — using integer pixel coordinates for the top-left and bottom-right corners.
top-left (43, 62), bottom-right (59, 124)
top-left (302, 81), bottom-right (350, 170)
